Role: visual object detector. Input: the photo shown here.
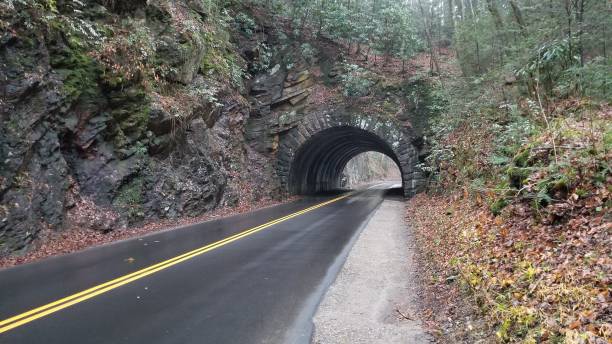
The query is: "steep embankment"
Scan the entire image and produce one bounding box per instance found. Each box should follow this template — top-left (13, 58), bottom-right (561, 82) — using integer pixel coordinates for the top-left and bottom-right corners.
top-left (0, 0), bottom-right (263, 256)
top-left (403, 49), bottom-right (611, 343)
top-left (0, 0), bottom-right (325, 257)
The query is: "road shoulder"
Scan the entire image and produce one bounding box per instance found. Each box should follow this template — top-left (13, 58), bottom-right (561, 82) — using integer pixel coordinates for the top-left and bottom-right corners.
top-left (311, 197), bottom-right (433, 344)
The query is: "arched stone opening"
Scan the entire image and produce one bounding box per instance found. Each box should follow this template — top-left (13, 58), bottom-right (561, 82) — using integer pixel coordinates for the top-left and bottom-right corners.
top-left (276, 112), bottom-right (424, 197)
top-left (289, 126), bottom-right (402, 194)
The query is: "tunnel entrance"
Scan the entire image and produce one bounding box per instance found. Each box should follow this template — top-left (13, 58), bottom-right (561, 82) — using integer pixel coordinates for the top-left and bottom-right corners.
top-left (289, 127), bottom-right (401, 194)
top-left (276, 112), bottom-right (423, 197)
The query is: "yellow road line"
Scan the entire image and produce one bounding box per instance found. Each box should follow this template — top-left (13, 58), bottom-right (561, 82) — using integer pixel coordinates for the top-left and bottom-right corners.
top-left (0, 194), bottom-right (350, 334)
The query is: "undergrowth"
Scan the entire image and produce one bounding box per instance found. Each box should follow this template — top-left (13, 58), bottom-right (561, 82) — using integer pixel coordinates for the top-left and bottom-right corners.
top-left (411, 50), bottom-right (610, 343)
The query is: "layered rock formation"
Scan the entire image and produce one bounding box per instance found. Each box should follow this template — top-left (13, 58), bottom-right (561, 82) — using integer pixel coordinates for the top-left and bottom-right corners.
top-left (0, 0), bottom-right (262, 254)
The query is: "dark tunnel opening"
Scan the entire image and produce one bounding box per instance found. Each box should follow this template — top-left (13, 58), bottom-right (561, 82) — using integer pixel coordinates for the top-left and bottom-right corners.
top-left (288, 126), bottom-right (403, 195)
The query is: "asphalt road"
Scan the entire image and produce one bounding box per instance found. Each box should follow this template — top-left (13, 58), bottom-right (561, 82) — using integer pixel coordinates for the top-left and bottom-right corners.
top-left (0, 183), bottom-right (400, 344)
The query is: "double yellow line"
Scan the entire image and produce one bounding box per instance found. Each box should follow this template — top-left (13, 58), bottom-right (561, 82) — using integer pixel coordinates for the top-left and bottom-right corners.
top-left (0, 194), bottom-right (350, 334)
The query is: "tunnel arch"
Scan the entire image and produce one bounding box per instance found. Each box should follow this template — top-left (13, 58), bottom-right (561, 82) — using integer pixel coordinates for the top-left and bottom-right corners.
top-left (289, 126), bottom-right (402, 194)
top-left (276, 111), bottom-right (423, 197)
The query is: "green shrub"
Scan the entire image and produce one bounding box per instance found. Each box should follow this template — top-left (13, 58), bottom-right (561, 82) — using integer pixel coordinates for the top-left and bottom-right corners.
top-left (340, 63), bottom-right (376, 97)
top-left (300, 43), bottom-right (316, 65)
top-left (557, 57), bottom-right (612, 100)
top-left (507, 167), bottom-right (531, 189)
top-left (113, 177), bottom-right (145, 219)
top-left (251, 42), bottom-right (272, 73)
top-left (234, 12), bottom-right (256, 37)
top-left (490, 198), bottom-right (509, 215)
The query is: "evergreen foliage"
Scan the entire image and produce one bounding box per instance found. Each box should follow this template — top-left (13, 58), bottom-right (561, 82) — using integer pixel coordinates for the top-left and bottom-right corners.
top-left (246, 0), bottom-right (609, 100)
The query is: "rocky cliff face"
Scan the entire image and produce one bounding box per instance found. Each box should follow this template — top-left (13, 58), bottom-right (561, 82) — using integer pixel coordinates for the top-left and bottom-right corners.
top-left (0, 0), bottom-right (434, 256)
top-left (0, 0), bottom-right (275, 255)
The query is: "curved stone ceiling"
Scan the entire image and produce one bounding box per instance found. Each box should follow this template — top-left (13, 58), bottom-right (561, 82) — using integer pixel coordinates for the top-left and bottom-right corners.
top-left (276, 111), bottom-right (423, 197)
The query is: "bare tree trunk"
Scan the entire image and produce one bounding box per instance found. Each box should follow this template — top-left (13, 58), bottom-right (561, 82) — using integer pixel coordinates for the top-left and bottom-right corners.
top-left (576, 0), bottom-right (586, 66)
top-left (485, 0), bottom-right (503, 30)
top-left (445, 0), bottom-right (455, 39)
top-left (471, 0), bottom-right (479, 15)
top-left (603, 22), bottom-right (607, 59)
top-left (456, 0), bottom-right (464, 22)
top-left (346, 0), bottom-right (352, 54)
top-left (564, 0), bottom-right (573, 64)
top-left (299, 7), bottom-right (311, 41)
top-left (317, 0), bottom-right (325, 36)
top-left (486, 0), bottom-right (504, 67)
top-left (418, 0), bottom-right (441, 74)
top-left (508, 0), bottom-right (527, 36)
top-left (465, 0), bottom-right (474, 19)
top-left (476, 39), bottom-right (481, 73)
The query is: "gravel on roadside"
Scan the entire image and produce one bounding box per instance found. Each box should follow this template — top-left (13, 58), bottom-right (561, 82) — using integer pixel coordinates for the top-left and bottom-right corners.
top-left (312, 198), bottom-right (433, 344)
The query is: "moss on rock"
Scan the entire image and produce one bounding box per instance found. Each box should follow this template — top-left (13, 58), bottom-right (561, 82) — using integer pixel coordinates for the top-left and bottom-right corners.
top-left (507, 166), bottom-right (531, 189)
top-left (46, 18), bottom-right (102, 103)
top-left (113, 177), bottom-right (145, 220)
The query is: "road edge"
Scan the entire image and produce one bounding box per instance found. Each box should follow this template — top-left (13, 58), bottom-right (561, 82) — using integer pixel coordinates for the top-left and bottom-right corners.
top-left (310, 197), bottom-right (433, 343)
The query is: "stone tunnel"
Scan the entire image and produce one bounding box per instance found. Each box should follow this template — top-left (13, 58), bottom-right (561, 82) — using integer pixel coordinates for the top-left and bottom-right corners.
top-left (276, 111), bottom-right (424, 197)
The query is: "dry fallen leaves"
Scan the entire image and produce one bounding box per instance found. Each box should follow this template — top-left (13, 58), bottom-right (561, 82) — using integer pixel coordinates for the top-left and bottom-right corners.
top-left (407, 190), bottom-right (610, 343)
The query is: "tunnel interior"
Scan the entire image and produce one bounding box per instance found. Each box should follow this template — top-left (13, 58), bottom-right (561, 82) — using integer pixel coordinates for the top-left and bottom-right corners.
top-left (288, 126), bottom-right (402, 194)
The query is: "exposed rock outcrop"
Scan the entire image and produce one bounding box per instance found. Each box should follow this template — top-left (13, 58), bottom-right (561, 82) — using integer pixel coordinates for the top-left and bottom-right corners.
top-left (0, 0), bottom-right (269, 255)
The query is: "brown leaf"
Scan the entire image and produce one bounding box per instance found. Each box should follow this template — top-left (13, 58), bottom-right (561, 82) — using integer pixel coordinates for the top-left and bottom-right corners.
top-left (568, 319), bottom-right (581, 330)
